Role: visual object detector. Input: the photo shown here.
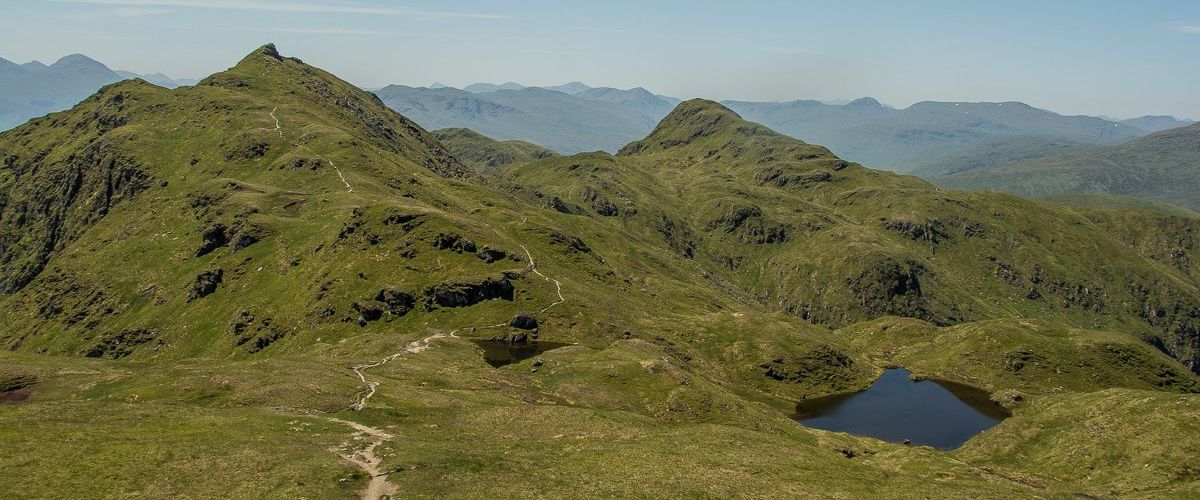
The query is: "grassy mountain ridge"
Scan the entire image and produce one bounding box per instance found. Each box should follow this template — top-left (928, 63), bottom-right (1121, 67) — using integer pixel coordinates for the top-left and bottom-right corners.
top-left (1, 45), bottom-right (1199, 498)
top-left (507, 99), bottom-right (1200, 373)
top-left (432, 127), bottom-right (558, 171)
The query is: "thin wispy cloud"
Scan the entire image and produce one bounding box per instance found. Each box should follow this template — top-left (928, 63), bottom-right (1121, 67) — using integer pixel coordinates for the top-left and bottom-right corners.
top-left (1173, 25), bottom-right (1200, 34)
top-left (57, 6), bottom-right (167, 20)
top-left (173, 24), bottom-right (537, 41)
top-left (48, 0), bottom-right (511, 20)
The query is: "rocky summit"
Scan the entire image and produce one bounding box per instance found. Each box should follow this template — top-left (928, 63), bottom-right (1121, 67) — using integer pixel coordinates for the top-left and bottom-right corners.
top-left (1, 44), bottom-right (1199, 499)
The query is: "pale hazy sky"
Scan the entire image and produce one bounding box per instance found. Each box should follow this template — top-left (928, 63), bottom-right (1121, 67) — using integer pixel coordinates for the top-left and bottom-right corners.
top-left (2, 0), bottom-right (1198, 118)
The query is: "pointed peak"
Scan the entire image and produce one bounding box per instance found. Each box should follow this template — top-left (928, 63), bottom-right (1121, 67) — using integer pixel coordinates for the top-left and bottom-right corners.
top-left (259, 43), bottom-right (282, 59)
top-left (619, 99), bottom-right (772, 156)
top-left (660, 98), bottom-right (744, 124)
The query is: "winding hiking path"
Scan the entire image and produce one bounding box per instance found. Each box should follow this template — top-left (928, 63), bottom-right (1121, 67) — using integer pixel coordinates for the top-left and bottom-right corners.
top-left (330, 236), bottom-right (566, 499)
top-left (521, 244), bottom-right (565, 312)
top-left (268, 106), bottom-right (354, 193)
top-left (349, 330), bottom-right (457, 411)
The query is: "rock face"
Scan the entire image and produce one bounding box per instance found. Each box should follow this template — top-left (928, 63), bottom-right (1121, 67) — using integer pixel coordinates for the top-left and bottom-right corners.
top-left (476, 246), bottom-right (507, 263)
top-left (425, 275), bottom-right (516, 309)
top-left (195, 223), bottom-right (228, 256)
top-left (509, 313), bottom-right (538, 330)
top-left (0, 138), bottom-right (150, 294)
top-left (188, 269), bottom-right (223, 300)
top-left (84, 328), bottom-right (159, 358)
top-left (375, 288), bottom-right (416, 316)
top-left (433, 233), bottom-right (477, 253)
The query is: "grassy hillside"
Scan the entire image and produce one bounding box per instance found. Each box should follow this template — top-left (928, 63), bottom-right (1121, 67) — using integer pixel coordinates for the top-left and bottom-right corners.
top-left (938, 122), bottom-right (1200, 210)
top-left (1, 45), bottom-right (1198, 498)
top-left (432, 127), bottom-right (558, 171)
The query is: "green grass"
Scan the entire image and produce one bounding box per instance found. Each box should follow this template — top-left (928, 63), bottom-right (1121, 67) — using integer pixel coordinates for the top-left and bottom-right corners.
top-left (1, 45), bottom-right (1199, 498)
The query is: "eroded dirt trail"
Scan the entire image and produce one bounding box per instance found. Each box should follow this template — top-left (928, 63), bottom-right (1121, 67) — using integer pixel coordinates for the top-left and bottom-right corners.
top-left (326, 418), bottom-right (396, 500)
top-left (268, 105), bottom-right (354, 192)
top-left (521, 244), bottom-right (565, 312)
top-left (349, 330), bottom-right (457, 411)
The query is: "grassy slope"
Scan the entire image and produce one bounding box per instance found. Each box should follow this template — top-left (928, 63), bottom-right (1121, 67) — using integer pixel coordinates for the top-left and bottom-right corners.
top-left (505, 99), bottom-right (1200, 373)
top-left (432, 127), bottom-right (558, 171)
top-left (0, 47), bottom-right (1199, 498)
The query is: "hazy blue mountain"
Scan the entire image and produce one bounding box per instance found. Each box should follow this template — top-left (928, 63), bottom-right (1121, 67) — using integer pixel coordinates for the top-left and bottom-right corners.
top-left (463, 82), bottom-right (525, 93)
top-left (384, 78), bottom-right (1176, 173)
top-left (1, 54), bottom-right (196, 131)
top-left (724, 99), bottom-right (1148, 174)
top-left (540, 81), bottom-right (591, 94)
top-left (938, 121), bottom-right (1200, 210)
top-left (1120, 115), bottom-right (1195, 133)
top-left (0, 53), bottom-right (122, 130)
top-left (375, 84), bottom-right (678, 153)
top-left (114, 70), bottom-right (192, 88)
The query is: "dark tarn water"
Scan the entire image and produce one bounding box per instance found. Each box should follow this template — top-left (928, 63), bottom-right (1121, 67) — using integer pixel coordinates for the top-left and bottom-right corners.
top-left (793, 368), bottom-right (1009, 450)
top-left (471, 340), bottom-right (570, 367)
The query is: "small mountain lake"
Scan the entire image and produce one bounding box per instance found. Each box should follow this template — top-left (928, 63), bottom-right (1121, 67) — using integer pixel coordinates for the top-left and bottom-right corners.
top-left (793, 368), bottom-right (1009, 450)
top-left (471, 340), bottom-right (571, 367)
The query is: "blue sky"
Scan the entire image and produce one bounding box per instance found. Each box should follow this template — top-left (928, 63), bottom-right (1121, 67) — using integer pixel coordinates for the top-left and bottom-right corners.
top-left (2, 0), bottom-right (1198, 118)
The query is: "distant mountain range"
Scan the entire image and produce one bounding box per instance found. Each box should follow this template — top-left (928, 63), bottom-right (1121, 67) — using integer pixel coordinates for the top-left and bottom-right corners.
top-left (722, 99), bottom-right (1181, 176)
top-left (375, 84), bottom-right (678, 153)
top-left (379, 83), bottom-right (1193, 175)
top-left (0, 53), bottom-right (195, 131)
top-left (2, 54), bottom-right (1192, 178)
top-left (937, 121), bottom-right (1200, 211)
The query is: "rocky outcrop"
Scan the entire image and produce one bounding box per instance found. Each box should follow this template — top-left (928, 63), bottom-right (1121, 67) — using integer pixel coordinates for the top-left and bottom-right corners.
top-left (509, 313), bottom-right (538, 330)
top-left (433, 233), bottom-right (476, 253)
top-left (374, 288), bottom-right (416, 316)
top-left (188, 269), bottom-right (223, 300)
top-left (424, 274), bottom-right (516, 309)
top-left (476, 246), bottom-right (507, 263)
top-left (227, 310), bottom-right (286, 353)
top-left (760, 345), bottom-right (859, 387)
top-left (845, 255), bottom-right (946, 324)
top-left (84, 327), bottom-right (159, 359)
top-left (195, 223), bottom-right (228, 257)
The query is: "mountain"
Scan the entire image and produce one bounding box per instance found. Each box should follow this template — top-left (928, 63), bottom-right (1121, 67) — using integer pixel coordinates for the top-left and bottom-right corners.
top-left (375, 84), bottom-right (677, 153)
top-left (724, 99), bottom-right (1147, 176)
top-left (0, 53), bottom-right (123, 130)
top-left (2, 45), bottom-right (1199, 498)
top-left (540, 81), bottom-right (591, 94)
top-left (1120, 115), bottom-right (1195, 133)
top-left (432, 127), bottom-right (558, 170)
top-left (463, 81), bottom-right (525, 93)
top-left (114, 70), bottom-right (194, 88)
top-left (937, 122), bottom-right (1200, 210)
top-left (0, 53), bottom-right (196, 131)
